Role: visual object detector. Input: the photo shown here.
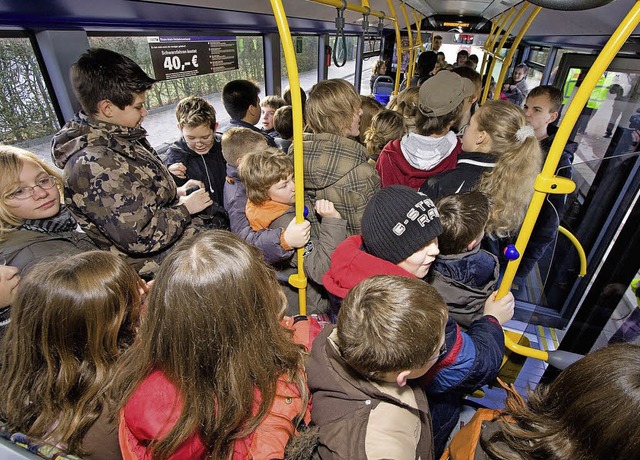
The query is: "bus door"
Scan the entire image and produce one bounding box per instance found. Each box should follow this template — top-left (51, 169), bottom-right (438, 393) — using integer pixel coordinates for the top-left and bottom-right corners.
top-left (514, 53), bottom-right (640, 357)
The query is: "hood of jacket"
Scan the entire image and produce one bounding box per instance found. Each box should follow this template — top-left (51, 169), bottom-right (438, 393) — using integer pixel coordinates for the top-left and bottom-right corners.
top-left (432, 246), bottom-right (498, 290)
top-left (401, 131), bottom-right (459, 170)
top-left (300, 132), bottom-right (370, 190)
top-left (52, 111), bottom-right (150, 169)
top-left (322, 235), bottom-right (413, 298)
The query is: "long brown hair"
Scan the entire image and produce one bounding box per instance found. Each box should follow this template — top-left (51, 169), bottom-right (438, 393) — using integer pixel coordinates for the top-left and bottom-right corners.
top-left (113, 230), bottom-right (308, 459)
top-left (482, 343), bottom-right (640, 460)
top-left (0, 251), bottom-right (141, 455)
top-left (472, 100), bottom-right (542, 237)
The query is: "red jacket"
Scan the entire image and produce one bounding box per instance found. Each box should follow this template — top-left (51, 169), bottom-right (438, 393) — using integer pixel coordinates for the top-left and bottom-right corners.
top-left (376, 137), bottom-right (461, 190)
top-left (119, 370), bottom-right (311, 460)
top-left (322, 235), bottom-right (414, 298)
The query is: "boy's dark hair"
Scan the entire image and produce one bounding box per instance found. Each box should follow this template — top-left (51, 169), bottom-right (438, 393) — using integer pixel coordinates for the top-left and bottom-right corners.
top-left (457, 50), bottom-right (469, 59)
top-left (338, 275), bottom-right (447, 380)
top-left (527, 85), bottom-right (563, 113)
top-left (222, 79), bottom-right (260, 121)
top-left (273, 106), bottom-right (294, 140)
top-left (71, 48), bottom-right (155, 116)
top-left (436, 191), bottom-right (490, 255)
top-left (175, 96), bottom-right (217, 129)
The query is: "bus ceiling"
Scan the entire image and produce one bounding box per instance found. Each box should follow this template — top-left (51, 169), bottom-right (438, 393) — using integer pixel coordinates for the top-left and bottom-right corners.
top-left (0, 0), bottom-right (638, 47)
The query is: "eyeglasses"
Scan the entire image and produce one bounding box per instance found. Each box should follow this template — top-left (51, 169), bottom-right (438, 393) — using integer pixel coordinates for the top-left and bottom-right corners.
top-left (4, 175), bottom-right (57, 200)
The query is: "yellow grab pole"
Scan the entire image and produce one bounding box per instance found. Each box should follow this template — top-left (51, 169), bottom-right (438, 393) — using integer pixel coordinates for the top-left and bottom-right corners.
top-left (387, 0), bottom-right (403, 95)
top-left (480, 6), bottom-right (519, 104)
top-left (270, 0), bottom-right (308, 315)
top-left (493, 5), bottom-right (541, 100)
top-left (497, 0), bottom-right (640, 358)
top-left (413, 10), bottom-right (423, 51)
top-left (400, 1), bottom-right (415, 84)
top-left (558, 226), bottom-right (587, 277)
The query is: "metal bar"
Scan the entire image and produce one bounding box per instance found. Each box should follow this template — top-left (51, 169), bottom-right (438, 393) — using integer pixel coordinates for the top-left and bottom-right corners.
top-left (387, 0), bottom-right (403, 95)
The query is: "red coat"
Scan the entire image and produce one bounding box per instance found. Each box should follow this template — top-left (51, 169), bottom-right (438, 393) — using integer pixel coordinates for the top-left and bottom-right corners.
top-left (119, 370), bottom-right (311, 460)
top-left (376, 137), bottom-right (461, 190)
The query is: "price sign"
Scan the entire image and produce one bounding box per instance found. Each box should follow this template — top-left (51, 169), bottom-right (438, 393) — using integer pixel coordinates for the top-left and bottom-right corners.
top-left (148, 37), bottom-right (238, 81)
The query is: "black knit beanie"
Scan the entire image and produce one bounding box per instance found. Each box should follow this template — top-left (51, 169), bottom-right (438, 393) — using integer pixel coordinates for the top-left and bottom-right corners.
top-left (361, 185), bottom-right (442, 264)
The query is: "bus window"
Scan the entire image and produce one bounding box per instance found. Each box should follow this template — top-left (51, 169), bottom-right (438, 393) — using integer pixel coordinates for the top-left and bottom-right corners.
top-left (0, 36), bottom-right (60, 159)
top-left (88, 35), bottom-right (266, 149)
top-left (280, 35), bottom-right (318, 93)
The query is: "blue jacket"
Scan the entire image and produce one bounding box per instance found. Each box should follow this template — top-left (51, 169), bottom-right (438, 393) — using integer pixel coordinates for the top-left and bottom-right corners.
top-left (223, 165), bottom-right (292, 265)
top-left (429, 246), bottom-right (499, 328)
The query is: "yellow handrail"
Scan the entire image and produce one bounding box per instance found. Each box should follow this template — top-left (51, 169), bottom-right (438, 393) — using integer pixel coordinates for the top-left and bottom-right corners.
top-left (305, 0), bottom-right (393, 20)
top-left (497, 0), bottom-right (640, 359)
top-left (494, 5), bottom-right (542, 100)
top-left (270, 0), bottom-right (308, 315)
top-left (558, 226), bottom-right (587, 277)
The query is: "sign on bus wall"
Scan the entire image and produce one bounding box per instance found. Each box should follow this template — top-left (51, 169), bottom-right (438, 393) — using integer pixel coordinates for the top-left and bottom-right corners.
top-left (148, 36), bottom-right (238, 81)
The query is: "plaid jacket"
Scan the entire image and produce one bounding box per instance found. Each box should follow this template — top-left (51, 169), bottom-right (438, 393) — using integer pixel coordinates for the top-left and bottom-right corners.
top-left (292, 133), bottom-right (380, 236)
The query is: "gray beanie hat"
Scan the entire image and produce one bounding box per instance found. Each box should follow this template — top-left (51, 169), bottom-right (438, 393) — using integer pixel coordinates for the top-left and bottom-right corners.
top-left (361, 185), bottom-right (442, 264)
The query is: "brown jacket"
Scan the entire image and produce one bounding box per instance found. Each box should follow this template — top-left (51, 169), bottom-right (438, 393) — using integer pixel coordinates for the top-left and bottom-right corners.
top-left (307, 326), bottom-right (434, 459)
top-left (291, 133), bottom-right (380, 236)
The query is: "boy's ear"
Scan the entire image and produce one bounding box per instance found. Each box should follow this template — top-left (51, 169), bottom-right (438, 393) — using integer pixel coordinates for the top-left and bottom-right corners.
top-left (548, 111), bottom-right (559, 124)
top-left (97, 99), bottom-right (113, 118)
top-left (466, 238), bottom-right (479, 251)
top-left (213, 122), bottom-right (219, 133)
top-left (396, 370), bottom-right (412, 388)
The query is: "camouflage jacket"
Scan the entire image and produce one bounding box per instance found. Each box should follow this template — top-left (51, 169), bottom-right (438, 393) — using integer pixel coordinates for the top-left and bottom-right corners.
top-left (52, 112), bottom-right (205, 275)
top-left (290, 133), bottom-right (380, 236)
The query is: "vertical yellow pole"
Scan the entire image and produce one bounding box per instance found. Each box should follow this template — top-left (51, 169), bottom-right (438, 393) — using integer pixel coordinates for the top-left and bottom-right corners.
top-left (387, 0), bottom-right (403, 95)
top-left (270, 0), bottom-right (308, 315)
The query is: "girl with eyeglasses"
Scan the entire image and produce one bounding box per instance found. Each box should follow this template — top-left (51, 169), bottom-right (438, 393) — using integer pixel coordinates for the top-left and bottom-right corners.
top-left (0, 145), bottom-right (97, 275)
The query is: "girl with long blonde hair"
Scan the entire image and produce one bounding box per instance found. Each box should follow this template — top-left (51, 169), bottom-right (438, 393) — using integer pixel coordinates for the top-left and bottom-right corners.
top-left (114, 230), bottom-right (310, 459)
top-left (422, 100), bottom-right (543, 238)
top-left (0, 251), bottom-right (142, 459)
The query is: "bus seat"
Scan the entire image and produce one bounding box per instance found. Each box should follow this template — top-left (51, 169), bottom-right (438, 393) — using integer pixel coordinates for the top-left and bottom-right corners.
top-left (0, 428), bottom-right (81, 460)
top-left (373, 76), bottom-right (394, 105)
top-left (0, 437), bottom-right (42, 459)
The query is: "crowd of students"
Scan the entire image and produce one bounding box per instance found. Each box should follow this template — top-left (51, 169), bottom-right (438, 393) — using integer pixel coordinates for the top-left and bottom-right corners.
top-left (0, 46), bottom-right (638, 459)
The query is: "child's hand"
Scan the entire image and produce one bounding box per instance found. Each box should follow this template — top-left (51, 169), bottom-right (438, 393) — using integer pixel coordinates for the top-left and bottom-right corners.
top-left (483, 291), bottom-right (515, 325)
top-left (0, 265), bottom-right (20, 308)
top-left (283, 217), bottom-right (311, 249)
top-left (179, 188), bottom-right (212, 215)
top-left (168, 162), bottom-right (187, 179)
top-left (177, 179), bottom-right (206, 197)
top-left (314, 199), bottom-right (342, 219)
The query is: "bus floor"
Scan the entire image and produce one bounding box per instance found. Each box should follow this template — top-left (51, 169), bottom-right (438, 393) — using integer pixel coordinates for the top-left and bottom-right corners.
top-left (466, 318), bottom-right (559, 410)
